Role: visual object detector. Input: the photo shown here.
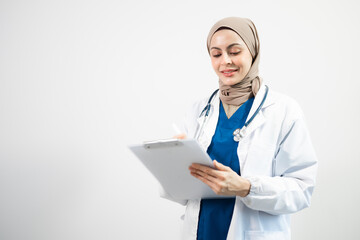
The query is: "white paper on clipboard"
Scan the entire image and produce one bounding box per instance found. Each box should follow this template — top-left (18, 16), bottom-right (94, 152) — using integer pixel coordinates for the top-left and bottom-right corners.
top-left (128, 138), bottom-right (230, 201)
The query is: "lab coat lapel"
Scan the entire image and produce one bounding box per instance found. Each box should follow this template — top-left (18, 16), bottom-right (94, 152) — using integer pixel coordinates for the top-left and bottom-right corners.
top-left (243, 111), bottom-right (265, 138)
top-left (243, 84), bottom-right (274, 138)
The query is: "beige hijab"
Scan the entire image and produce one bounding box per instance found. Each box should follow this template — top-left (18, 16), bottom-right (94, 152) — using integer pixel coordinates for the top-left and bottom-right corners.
top-left (207, 17), bottom-right (262, 106)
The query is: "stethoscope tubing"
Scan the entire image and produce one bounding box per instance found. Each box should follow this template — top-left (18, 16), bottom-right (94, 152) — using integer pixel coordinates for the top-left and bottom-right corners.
top-left (244, 85), bottom-right (268, 128)
top-left (196, 85), bottom-right (269, 142)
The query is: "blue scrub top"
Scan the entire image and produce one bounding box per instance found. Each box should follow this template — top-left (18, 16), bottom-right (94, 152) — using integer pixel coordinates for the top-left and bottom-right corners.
top-left (196, 97), bottom-right (254, 240)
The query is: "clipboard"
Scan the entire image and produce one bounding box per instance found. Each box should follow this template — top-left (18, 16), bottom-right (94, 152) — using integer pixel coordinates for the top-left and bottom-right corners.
top-left (129, 138), bottom-right (229, 200)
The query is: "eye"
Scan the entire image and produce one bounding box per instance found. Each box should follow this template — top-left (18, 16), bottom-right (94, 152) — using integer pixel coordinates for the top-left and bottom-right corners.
top-left (230, 51), bottom-right (241, 55)
top-left (211, 50), bottom-right (222, 58)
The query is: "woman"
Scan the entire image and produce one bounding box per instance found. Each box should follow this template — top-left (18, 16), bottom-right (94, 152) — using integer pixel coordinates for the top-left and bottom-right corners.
top-left (164, 17), bottom-right (317, 240)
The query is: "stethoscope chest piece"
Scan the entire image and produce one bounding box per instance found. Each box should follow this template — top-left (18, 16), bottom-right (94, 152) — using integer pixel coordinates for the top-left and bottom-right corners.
top-left (231, 85), bottom-right (269, 143)
top-left (233, 128), bottom-right (246, 142)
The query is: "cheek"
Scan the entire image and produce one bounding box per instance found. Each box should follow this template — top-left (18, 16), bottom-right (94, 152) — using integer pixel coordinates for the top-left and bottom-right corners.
top-left (211, 59), bottom-right (220, 72)
top-left (236, 57), bottom-right (252, 72)
top-left (245, 61), bottom-right (252, 73)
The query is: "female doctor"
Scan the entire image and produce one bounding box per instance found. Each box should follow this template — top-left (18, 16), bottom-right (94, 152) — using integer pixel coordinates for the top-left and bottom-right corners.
top-left (165, 17), bottom-right (317, 240)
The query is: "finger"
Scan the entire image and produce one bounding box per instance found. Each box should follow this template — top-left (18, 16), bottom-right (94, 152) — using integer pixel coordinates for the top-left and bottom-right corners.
top-left (190, 163), bottom-right (205, 169)
top-left (213, 160), bottom-right (230, 171)
top-left (190, 165), bottom-right (219, 179)
top-left (190, 172), bottom-right (222, 194)
top-left (190, 163), bottom-right (215, 172)
top-left (191, 167), bottom-right (219, 183)
top-left (173, 133), bottom-right (187, 139)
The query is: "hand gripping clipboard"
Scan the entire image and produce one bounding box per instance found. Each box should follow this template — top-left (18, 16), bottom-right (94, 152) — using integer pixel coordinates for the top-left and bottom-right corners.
top-left (129, 138), bottom-right (229, 201)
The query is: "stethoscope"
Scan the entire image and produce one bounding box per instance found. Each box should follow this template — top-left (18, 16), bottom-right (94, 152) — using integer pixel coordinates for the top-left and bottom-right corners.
top-left (195, 85), bottom-right (269, 142)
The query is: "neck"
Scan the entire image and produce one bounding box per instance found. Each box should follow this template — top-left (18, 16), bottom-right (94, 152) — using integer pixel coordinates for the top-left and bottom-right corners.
top-left (222, 102), bottom-right (241, 119)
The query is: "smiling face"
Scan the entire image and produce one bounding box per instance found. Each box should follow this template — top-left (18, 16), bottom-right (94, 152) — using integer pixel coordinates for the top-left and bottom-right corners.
top-left (209, 29), bottom-right (253, 86)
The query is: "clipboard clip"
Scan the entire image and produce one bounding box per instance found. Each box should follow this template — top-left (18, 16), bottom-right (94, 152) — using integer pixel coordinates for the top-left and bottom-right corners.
top-left (143, 138), bottom-right (184, 149)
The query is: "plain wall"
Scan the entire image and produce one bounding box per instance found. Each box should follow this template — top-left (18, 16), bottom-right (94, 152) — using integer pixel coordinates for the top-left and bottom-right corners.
top-left (1, 0), bottom-right (359, 239)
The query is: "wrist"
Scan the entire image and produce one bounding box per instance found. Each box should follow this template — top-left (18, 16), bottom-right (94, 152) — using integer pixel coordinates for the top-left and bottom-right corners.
top-left (237, 178), bottom-right (251, 197)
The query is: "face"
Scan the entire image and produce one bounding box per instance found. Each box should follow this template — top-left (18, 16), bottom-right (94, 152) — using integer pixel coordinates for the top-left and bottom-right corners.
top-left (209, 29), bottom-right (253, 86)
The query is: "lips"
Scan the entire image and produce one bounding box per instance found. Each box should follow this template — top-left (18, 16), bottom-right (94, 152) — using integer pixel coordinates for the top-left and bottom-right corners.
top-left (221, 69), bottom-right (238, 77)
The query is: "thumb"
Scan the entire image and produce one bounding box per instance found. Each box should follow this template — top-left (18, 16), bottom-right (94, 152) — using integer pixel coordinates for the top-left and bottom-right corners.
top-left (173, 133), bottom-right (187, 139)
top-left (213, 160), bottom-right (229, 171)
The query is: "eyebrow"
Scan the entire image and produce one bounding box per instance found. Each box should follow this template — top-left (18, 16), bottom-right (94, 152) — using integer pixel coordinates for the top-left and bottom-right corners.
top-left (210, 43), bottom-right (243, 51)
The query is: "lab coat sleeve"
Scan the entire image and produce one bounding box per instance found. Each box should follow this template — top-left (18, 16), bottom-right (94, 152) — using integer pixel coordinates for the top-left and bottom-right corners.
top-left (241, 113), bottom-right (318, 215)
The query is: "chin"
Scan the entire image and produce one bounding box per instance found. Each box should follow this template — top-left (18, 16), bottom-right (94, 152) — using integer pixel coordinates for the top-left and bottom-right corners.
top-left (220, 78), bottom-right (241, 86)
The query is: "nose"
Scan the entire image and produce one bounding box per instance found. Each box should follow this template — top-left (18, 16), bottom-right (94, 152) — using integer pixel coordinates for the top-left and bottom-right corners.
top-left (222, 53), bottom-right (232, 65)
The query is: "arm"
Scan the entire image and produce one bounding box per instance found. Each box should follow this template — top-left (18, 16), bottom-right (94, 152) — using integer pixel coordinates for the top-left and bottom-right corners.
top-left (189, 160), bottom-right (251, 197)
top-left (189, 112), bottom-right (317, 215)
top-left (241, 116), bottom-right (318, 215)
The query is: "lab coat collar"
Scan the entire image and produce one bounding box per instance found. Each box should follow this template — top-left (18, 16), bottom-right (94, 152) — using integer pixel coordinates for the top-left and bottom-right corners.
top-left (197, 83), bottom-right (275, 149)
top-left (196, 90), bottom-right (220, 149)
top-left (248, 83), bottom-right (274, 117)
top-left (243, 83), bottom-right (275, 139)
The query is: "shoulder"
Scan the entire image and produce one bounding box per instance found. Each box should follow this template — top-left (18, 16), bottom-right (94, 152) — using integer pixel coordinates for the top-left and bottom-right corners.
top-left (181, 90), bottom-right (218, 137)
top-left (190, 89), bottom-right (219, 116)
top-left (266, 87), bottom-right (304, 121)
top-left (260, 87), bottom-right (310, 147)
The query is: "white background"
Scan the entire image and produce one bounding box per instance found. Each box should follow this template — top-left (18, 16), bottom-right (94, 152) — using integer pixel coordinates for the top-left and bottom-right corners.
top-left (1, 0), bottom-right (359, 239)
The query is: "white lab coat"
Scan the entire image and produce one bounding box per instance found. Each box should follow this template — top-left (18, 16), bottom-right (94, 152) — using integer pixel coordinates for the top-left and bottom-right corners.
top-left (161, 84), bottom-right (318, 240)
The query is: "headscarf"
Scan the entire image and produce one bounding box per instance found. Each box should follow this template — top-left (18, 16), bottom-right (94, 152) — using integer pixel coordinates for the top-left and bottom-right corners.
top-left (206, 17), bottom-right (262, 106)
